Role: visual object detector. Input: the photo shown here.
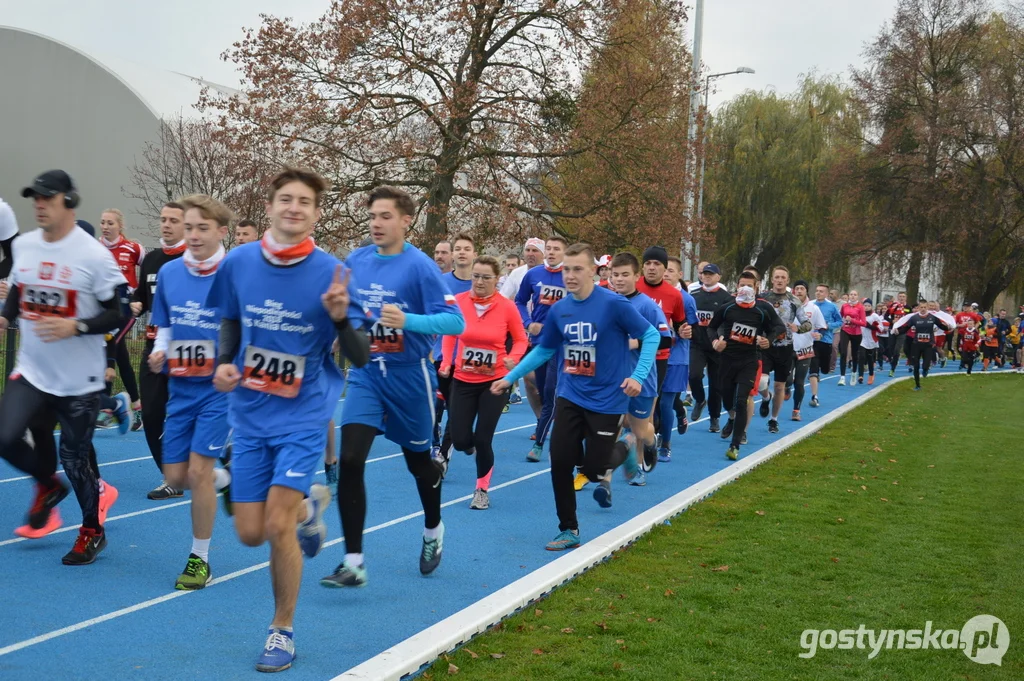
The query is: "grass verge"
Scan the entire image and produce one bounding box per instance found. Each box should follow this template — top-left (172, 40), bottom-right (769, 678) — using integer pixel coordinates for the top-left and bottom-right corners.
top-left (423, 375), bottom-right (1023, 680)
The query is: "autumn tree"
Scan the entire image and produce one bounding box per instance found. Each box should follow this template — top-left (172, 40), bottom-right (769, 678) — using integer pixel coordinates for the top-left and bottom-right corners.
top-left (125, 116), bottom-right (273, 244)
top-left (701, 75), bottom-right (861, 281)
top-left (547, 0), bottom-right (695, 255)
top-left (204, 1), bottom-right (689, 250)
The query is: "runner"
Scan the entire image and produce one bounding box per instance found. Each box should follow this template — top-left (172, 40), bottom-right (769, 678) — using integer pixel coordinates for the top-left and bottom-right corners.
top-left (791, 280), bottom-right (826, 421)
top-left (857, 300), bottom-right (883, 385)
top-left (321, 185), bottom-right (464, 591)
top-left (500, 238), bottom-right (545, 416)
top-left (892, 302), bottom-right (952, 390)
top-left (207, 167), bottom-right (369, 672)
top-left (131, 202), bottom-right (188, 499)
top-left (433, 240), bottom-right (453, 274)
top-left (0, 170), bottom-right (127, 564)
top-left (515, 236), bottom-right (567, 463)
top-left (658, 257), bottom-right (697, 461)
top-left (147, 194), bottom-right (233, 590)
top-left (689, 263), bottom-right (732, 431)
top-left (837, 290), bottom-right (866, 385)
top-left (709, 271), bottom-right (786, 460)
top-left (758, 266), bottom-right (811, 433)
top-left (884, 293), bottom-right (913, 376)
top-left (608, 252), bottom-right (672, 486)
top-left (438, 255), bottom-right (528, 510)
top-left (234, 219), bottom-right (258, 246)
top-left (958, 318), bottom-right (980, 374)
top-left (98, 208), bottom-right (143, 421)
top-left (491, 243), bottom-right (660, 549)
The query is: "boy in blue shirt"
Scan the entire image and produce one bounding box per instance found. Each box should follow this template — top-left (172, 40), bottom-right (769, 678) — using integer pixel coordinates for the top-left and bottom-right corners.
top-left (493, 243), bottom-right (660, 551)
top-left (321, 186), bottom-right (465, 591)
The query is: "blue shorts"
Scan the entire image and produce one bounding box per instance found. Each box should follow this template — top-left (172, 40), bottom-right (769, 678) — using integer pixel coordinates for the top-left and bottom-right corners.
top-left (628, 395), bottom-right (656, 419)
top-left (230, 429), bottom-right (327, 503)
top-left (163, 387), bottom-right (230, 465)
top-left (341, 359), bottom-right (437, 451)
top-left (662, 363), bottom-right (689, 394)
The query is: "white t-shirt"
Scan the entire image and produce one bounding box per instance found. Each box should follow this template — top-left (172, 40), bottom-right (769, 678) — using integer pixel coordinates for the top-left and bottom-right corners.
top-left (0, 199), bottom-right (18, 241)
top-left (9, 227), bottom-right (126, 396)
top-left (500, 263), bottom-right (528, 300)
top-left (861, 313), bottom-right (884, 349)
top-left (794, 300), bottom-right (826, 354)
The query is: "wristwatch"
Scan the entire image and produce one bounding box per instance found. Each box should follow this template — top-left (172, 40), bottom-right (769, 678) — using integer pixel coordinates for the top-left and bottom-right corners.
top-left (75, 320), bottom-right (88, 335)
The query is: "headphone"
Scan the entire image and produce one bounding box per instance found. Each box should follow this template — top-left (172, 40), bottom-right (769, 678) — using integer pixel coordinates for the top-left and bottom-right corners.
top-left (64, 188), bottom-right (80, 210)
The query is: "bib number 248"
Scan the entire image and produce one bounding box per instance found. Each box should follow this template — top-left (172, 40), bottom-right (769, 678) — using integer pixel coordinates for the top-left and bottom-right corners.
top-left (242, 346), bottom-right (305, 398)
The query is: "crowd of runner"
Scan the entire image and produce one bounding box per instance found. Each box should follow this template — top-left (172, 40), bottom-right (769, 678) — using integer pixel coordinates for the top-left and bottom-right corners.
top-left (0, 169), bottom-right (1021, 673)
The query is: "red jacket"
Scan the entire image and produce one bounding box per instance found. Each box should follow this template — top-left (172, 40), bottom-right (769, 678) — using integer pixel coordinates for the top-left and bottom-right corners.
top-left (104, 235), bottom-right (145, 290)
top-left (441, 291), bottom-right (528, 383)
top-left (840, 302), bottom-right (867, 337)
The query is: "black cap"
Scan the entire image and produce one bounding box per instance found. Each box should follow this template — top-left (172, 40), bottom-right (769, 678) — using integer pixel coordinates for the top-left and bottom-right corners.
top-left (793, 279), bottom-right (809, 290)
top-left (864, 298), bottom-right (873, 306)
top-left (642, 245), bottom-right (668, 267)
top-left (76, 220), bottom-right (95, 237)
top-left (22, 170), bottom-right (76, 199)
top-left (702, 263), bottom-right (721, 275)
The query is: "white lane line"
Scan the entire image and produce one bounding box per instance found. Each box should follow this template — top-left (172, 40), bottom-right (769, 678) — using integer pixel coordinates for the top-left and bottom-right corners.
top-left (0, 468), bottom-right (551, 658)
top-left (0, 456), bottom-right (154, 485)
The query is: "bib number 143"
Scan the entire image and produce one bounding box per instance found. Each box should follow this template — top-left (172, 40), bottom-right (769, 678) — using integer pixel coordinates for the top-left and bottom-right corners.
top-left (242, 346), bottom-right (305, 398)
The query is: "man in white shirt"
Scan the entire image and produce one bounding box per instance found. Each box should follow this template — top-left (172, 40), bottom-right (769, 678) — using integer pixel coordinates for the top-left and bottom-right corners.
top-left (499, 237), bottom-right (545, 413)
top-left (0, 170), bottom-right (127, 566)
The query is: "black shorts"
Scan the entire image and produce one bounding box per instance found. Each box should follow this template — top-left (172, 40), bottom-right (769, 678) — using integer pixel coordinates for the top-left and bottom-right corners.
top-left (810, 340), bottom-right (833, 376)
top-left (760, 346), bottom-right (794, 382)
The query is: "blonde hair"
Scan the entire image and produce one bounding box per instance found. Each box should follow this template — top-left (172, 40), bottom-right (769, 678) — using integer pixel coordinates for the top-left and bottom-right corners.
top-left (180, 194), bottom-right (235, 228)
top-left (102, 208), bottom-right (124, 226)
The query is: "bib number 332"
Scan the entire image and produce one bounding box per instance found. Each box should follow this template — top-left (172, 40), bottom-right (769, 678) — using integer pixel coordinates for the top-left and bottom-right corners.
top-left (242, 346), bottom-right (305, 398)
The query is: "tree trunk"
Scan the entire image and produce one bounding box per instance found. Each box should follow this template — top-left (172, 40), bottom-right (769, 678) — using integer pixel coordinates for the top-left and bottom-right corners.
top-left (905, 249), bottom-right (923, 303)
top-left (421, 131), bottom-right (466, 249)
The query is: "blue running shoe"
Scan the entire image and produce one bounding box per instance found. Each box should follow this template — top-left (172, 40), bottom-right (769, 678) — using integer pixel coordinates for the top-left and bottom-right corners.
top-left (256, 628), bottom-right (295, 672)
top-left (657, 448), bottom-right (672, 463)
top-left (546, 529), bottom-right (580, 551)
top-left (526, 443), bottom-right (543, 462)
top-left (320, 561), bottom-right (368, 588)
top-left (593, 479), bottom-right (613, 507)
top-left (508, 392), bottom-right (523, 405)
top-left (619, 432), bottom-right (638, 481)
top-left (297, 484), bottom-right (330, 558)
top-left (113, 392), bottom-right (132, 435)
top-left (628, 469), bottom-right (647, 487)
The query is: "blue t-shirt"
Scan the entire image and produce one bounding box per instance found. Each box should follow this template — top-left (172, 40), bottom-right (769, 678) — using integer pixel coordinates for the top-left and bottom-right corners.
top-left (626, 292), bottom-right (671, 398)
top-left (205, 243), bottom-right (356, 436)
top-left (515, 265), bottom-right (566, 343)
top-left (346, 243), bottom-right (464, 365)
top-left (150, 259), bottom-right (221, 397)
top-left (670, 288), bottom-right (699, 367)
top-left (536, 285), bottom-right (655, 415)
top-left (431, 271), bottom-right (474, 361)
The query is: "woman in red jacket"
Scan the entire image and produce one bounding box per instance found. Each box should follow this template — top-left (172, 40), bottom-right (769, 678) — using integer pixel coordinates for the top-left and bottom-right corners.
top-left (838, 290), bottom-right (867, 386)
top-left (440, 256), bottom-right (528, 510)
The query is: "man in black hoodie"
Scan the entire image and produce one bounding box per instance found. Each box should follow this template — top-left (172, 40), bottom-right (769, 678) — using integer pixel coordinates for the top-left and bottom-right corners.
top-left (688, 263), bottom-right (732, 432)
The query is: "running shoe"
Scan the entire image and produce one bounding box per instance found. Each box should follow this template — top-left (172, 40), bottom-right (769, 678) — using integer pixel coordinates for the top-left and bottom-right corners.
top-left (297, 484), bottom-right (330, 559)
top-left (784, 387), bottom-right (792, 402)
top-left (708, 416), bottom-right (720, 433)
top-left (726, 446), bottom-right (740, 461)
top-left (526, 444), bottom-right (543, 463)
top-left (420, 521), bottom-right (444, 575)
top-left (470, 489), bottom-right (489, 510)
top-left (767, 419), bottom-right (779, 434)
top-left (62, 527), bottom-right (106, 565)
top-left (619, 432), bottom-right (639, 481)
top-left (941, 359), bottom-right (947, 368)
top-left (502, 403), bottom-right (509, 414)
top-left (720, 419), bottom-right (734, 440)
top-left (809, 396), bottom-right (820, 408)
top-left (573, 471), bottom-right (590, 491)
top-left (130, 410), bottom-right (144, 432)
top-left (431, 450), bottom-right (448, 485)
top-left (508, 392), bottom-right (523, 405)
top-left (759, 395), bottom-right (771, 418)
top-left (98, 481), bottom-right (118, 526)
top-left (691, 400), bottom-right (707, 422)
top-left (741, 433), bottom-right (748, 445)
top-left (256, 628), bottom-right (295, 673)
top-left (593, 479), bottom-right (613, 507)
top-left (14, 508), bottom-right (62, 539)
top-left (837, 377), bottom-right (846, 386)
top-left (868, 375), bottom-right (875, 385)
top-left (113, 392), bottom-right (132, 435)
top-left (546, 529), bottom-right (580, 551)
top-left (324, 462), bottom-right (338, 489)
top-left (175, 553), bottom-right (212, 590)
top-left (658, 447), bottom-right (672, 463)
top-left (27, 477), bottom-right (69, 530)
top-left (95, 411), bottom-right (116, 430)
top-left (857, 376), bottom-right (864, 384)
top-left (791, 409), bottom-right (801, 422)
top-left (889, 370), bottom-right (895, 377)
top-left (147, 482), bottom-right (183, 500)
top-left (682, 394), bottom-right (694, 408)
top-left (320, 561), bottom-right (368, 588)
top-left (529, 433), bottom-right (536, 441)
top-left (628, 470), bottom-right (647, 487)
top-left (677, 415), bottom-right (688, 435)
top-left (641, 441), bottom-right (658, 473)
top-left (429, 445), bottom-right (441, 461)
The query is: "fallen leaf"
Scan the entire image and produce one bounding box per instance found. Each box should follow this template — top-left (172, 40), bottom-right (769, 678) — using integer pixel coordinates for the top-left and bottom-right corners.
top-left (613, 662), bottom-right (623, 670)
top-left (711, 565), bottom-right (730, 572)
top-left (755, 510), bottom-right (766, 516)
top-left (532, 648), bottom-right (544, 655)
top-left (928, 465), bottom-right (935, 468)
top-left (837, 518), bottom-right (845, 523)
top-left (448, 663), bottom-right (459, 675)
top-left (561, 627), bottom-right (574, 634)
top-left (616, 639), bottom-right (625, 644)
top-left (888, 459), bottom-right (897, 463)
top-left (861, 485), bottom-right (868, 490)
top-left (534, 609), bottom-right (543, 618)
top-left (664, 589), bottom-right (675, 597)
top-left (831, 557), bottom-right (840, 563)
top-left (880, 498), bottom-right (889, 502)
top-left (595, 621), bottom-right (609, 630)
top-left (490, 653), bottom-right (505, 659)
top-left (647, 617), bottom-right (660, 622)
top-left (464, 649), bottom-right (478, 659)
top-left (892, 481), bottom-right (899, 485)
top-left (872, 446), bottom-right (883, 452)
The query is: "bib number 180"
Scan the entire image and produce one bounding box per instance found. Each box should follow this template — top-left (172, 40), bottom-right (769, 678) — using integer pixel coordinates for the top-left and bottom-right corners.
top-left (242, 346), bottom-right (305, 398)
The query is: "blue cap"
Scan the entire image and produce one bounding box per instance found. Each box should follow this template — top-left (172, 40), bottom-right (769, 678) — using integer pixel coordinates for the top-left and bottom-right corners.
top-left (76, 220), bottom-right (95, 237)
top-left (702, 263), bottom-right (721, 275)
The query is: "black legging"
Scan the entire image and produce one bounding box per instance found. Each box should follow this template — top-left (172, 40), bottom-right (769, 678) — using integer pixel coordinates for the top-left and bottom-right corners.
top-left (719, 355), bottom-right (759, 448)
top-left (139, 341), bottom-right (167, 470)
top-left (839, 331), bottom-right (861, 378)
top-left (0, 376), bottom-right (103, 529)
top-left (689, 344), bottom-right (722, 418)
top-left (448, 378), bottom-right (509, 486)
top-left (337, 423), bottom-right (441, 555)
top-left (792, 357), bottom-right (811, 410)
top-left (858, 347), bottom-right (877, 378)
top-left (908, 341), bottom-right (932, 386)
top-left (888, 334), bottom-right (906, 372)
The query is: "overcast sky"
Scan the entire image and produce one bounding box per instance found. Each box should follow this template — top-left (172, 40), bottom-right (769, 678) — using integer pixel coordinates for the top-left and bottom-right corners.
top-left (2, 0), bottom-right (899, 109)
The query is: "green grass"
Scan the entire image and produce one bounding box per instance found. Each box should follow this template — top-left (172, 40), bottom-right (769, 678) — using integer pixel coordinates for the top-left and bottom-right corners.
top-left (424, 375), bottom-right (1023, 680)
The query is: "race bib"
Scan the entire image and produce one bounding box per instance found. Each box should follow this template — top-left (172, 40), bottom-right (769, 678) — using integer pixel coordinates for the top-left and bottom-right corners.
top-left (539, 284), bottom-right (566, 306)
top-left (146, 324), bottom-right (158, 340)
top-left (729, 322), bottom-right (757, 345)
top-left (796, 346), bottom-right (814, 361)
top-left (563, 344), bottom-right (596, 377)
top-left (917, 333), bottom-right (931, 343)
top-left (242, 346), bottom-right (305, 398)
top-left (20, 284), bottom-right (76, 319)
top-left (696, 310), bottom-right (714, 327)
top-left (368, 321), bottom-right (404, 353)
top-left (461, 346), bottom-right (497, 376)
top-left (168, 340), bottom-right (215, 378)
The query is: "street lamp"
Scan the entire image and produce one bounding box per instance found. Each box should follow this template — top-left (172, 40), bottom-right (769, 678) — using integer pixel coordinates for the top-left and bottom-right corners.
top-left (693, 67), bottom-right (754, 261)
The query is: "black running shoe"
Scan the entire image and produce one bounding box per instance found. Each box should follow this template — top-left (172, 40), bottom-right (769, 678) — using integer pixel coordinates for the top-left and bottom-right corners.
top-left (62, 527), bottom-right (107, 565)
top-left (691, 400), bottom-right (707, 422)
top-left (768, 419), bottom-right (780, 434)
top-left (708, 416), bottom-right (720, 433)
top-left (759, 395), bottom-right (771, 419)
top-left (28, 478), bottom-right (69, 530)
top-left (720, 419), bottom-right (734, 439)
